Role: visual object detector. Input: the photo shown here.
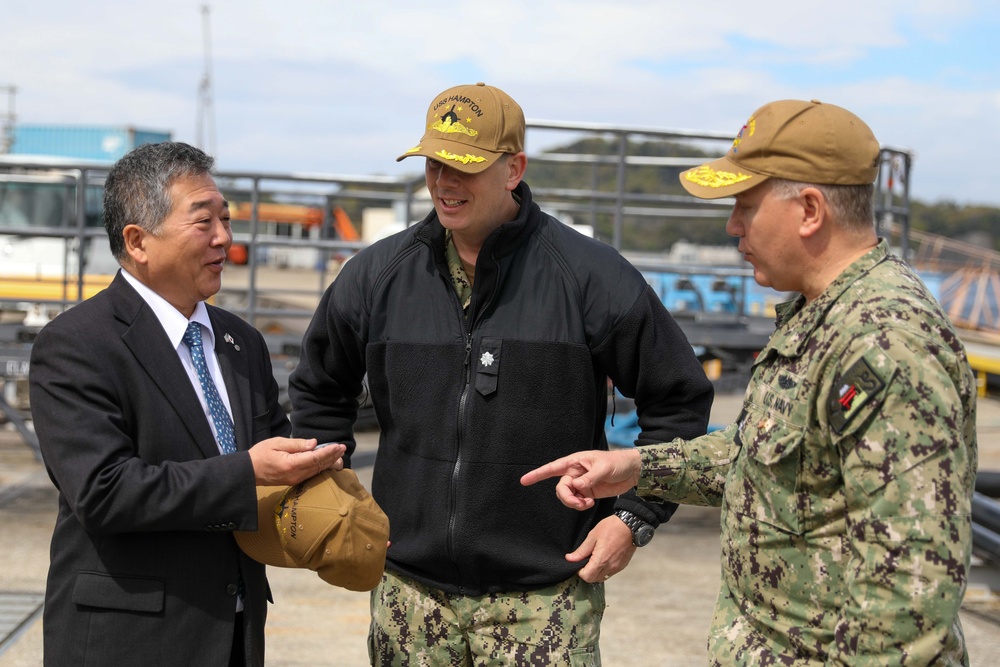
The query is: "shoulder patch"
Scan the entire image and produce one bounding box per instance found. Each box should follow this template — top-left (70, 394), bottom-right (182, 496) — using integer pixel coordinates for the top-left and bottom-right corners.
top-left (828, 357), bottom-right (886, 434)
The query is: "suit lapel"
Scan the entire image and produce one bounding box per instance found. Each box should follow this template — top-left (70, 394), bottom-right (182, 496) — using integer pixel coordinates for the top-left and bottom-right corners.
top-left (112, 274), bottom-right (221, 460)
top-left (211, 313), bottom-right (253, 452)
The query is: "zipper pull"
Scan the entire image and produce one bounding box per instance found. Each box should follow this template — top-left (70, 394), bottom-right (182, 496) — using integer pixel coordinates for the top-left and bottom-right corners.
top-left (464, 334), bottom-right (473, 368)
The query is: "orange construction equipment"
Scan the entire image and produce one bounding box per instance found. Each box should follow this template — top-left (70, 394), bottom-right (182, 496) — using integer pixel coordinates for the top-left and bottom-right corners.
top-left (226, 202), bottom-right (360, 264)
top-left (229, 201), bottom-right (324, 227)
top-left (228, 201), bottom-right (359, 238)
top-left (332, 206), bottom-right (360, 241)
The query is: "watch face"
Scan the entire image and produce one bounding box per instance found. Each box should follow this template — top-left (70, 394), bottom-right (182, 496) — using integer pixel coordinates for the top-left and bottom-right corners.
top-left (634, 525), bottom-right (654, 547)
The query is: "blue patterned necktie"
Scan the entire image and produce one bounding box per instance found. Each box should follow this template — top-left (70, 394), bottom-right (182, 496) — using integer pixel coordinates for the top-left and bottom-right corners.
top-left (182, 321), bottom-right (237, 455)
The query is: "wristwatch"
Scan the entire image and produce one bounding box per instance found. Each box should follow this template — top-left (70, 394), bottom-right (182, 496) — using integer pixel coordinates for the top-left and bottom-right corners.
top-left (615, 509), bottom-right (654, 547)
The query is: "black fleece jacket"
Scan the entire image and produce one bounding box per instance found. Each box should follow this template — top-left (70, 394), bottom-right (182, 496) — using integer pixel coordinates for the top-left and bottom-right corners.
top-left (289, 181), bottom-right (713, 595)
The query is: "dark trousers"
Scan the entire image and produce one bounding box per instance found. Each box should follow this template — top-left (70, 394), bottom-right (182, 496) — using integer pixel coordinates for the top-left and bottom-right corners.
top-left (229, 612), bottom-right (245, 667)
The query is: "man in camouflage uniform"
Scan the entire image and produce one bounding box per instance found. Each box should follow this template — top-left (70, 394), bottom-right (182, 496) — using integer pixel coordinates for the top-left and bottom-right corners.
top-left (523, 99), bottom-right (977, 666)
top-left (290, 83), bottom-right (713, 665)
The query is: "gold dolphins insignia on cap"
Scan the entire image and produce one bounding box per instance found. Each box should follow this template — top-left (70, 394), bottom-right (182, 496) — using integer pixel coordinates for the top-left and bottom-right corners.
top-left (431, 105), bottom-right (478, 137)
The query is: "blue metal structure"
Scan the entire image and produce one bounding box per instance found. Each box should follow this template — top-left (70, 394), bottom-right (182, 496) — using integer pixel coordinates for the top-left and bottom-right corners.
top-left (10, 125), bottom-right (171, 162)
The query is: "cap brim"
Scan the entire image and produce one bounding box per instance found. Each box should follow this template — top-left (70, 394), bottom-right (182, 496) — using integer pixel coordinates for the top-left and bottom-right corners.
top-left (679, 156), bottom-right (769, 199)
top-left (234, 484), bottom-right (300, 568)
top-left (396, 136), bottom-right (503, 174)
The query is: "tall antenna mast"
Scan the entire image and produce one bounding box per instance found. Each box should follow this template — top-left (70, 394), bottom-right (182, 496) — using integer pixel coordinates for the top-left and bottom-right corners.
top-left (0, 85), bottom-right (16, 154)
top-left (196, 5), bottom-right (216, 157)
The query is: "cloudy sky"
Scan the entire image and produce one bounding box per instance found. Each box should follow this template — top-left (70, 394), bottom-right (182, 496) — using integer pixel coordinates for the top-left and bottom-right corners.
top-left (2, 0), bottom-right (998, 205)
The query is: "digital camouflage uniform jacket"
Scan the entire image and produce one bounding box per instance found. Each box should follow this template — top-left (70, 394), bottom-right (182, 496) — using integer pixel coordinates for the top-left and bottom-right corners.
top-left (635, 240), bottom-right (977, 666)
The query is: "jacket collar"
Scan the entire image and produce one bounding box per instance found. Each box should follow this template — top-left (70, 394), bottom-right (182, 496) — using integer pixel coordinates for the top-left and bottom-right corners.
top-left (767, 239), bottom-right (889, 359)
top-left (415, 181), bottom-right (541, 326)
top-left (109, 272), bottom-right (252, 456)
top-left (414, 180), bottom-right (541, 264)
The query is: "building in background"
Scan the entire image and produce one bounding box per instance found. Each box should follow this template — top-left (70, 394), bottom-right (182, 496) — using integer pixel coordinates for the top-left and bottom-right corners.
top-left (8, 125), bottom-right (171, 162)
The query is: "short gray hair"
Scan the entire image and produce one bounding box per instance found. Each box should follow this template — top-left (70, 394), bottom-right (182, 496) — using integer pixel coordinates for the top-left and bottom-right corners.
top-left (769, 178), bottom-right (875, 234)
top-left (103, 142), bottom-right (215, 262)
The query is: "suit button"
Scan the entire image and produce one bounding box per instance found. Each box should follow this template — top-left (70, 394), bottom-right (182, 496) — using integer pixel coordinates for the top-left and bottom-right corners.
top-left (227, 522), bottom-right (236, 530)
top-left (226, 584), bottom-right (239, 596)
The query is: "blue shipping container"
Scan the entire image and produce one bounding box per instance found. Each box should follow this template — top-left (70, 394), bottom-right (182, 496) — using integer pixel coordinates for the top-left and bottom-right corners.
top-left (10, 125), bottom-right (172, 162)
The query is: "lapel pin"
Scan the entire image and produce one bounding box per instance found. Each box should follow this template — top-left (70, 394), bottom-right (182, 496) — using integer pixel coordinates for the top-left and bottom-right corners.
top-left (224, 333), bottom-right (240, 351)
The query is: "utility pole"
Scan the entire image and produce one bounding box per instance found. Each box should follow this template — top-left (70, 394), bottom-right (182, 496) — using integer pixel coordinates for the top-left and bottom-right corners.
top-left (0, 85), bottom-right (16, 154)
top-left (196, 5), bottom-right (216, 157)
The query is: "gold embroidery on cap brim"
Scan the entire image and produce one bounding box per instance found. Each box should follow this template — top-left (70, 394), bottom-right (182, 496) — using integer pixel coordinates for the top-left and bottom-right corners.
top-left (685, 166), bottom-right (753, 188)
top-left (435, 150), bottom-right (487, 165)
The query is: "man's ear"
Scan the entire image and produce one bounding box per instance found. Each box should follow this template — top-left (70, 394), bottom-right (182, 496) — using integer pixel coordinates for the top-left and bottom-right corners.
top-left (798, 187), bottom-right (826, 239)
top-left (505, 152), bottom-right (528, 191)
top-left (122, 224), bottom-right (149, 266)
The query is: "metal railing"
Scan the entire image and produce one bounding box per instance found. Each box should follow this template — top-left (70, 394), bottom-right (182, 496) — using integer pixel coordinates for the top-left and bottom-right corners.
top-left (0, 122), bottom-right (914, 330)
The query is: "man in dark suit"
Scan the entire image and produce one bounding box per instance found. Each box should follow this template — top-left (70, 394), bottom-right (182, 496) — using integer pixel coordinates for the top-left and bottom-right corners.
top-left (28, 141), bottom-right (345, 667)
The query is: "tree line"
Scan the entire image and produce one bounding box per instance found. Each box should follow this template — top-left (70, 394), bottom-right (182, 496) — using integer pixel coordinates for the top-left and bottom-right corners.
top-left (526, 138), bottom-right (999, 253)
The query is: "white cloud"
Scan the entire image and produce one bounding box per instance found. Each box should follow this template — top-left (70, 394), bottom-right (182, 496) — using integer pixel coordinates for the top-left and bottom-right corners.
top-left (1, 0), bottom-right (997, 205)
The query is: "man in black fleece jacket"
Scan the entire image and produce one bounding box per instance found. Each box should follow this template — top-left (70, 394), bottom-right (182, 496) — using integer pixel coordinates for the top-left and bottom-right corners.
top-left (289, 82), bottom-right (713, 666)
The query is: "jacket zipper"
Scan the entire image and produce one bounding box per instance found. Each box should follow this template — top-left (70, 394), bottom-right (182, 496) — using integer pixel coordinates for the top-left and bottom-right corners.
top-left (448, 255), bottom-right (500, 593)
